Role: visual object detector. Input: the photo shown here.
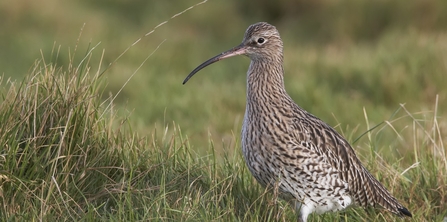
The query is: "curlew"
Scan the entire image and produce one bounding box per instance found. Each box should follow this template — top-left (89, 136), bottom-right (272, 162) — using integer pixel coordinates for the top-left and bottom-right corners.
top-left (183, 22), bottom-right (411, 221)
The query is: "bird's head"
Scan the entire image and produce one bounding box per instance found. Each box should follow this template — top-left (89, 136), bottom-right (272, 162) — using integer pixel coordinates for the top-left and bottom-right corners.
top-left (183, 22), bottom-right (283, 84)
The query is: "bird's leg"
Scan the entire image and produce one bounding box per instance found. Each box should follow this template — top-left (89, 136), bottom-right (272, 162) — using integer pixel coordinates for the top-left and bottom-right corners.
top-left (295, 200), bottom-right (313, 222)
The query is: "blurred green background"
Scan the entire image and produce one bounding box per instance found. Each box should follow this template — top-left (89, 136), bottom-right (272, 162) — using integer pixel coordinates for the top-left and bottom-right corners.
top-left (1, 0), bottom-right (446, 151)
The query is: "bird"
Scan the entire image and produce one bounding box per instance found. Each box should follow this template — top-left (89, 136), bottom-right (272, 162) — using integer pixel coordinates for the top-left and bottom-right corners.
top-left (182, 22), bottom-right (411, 221)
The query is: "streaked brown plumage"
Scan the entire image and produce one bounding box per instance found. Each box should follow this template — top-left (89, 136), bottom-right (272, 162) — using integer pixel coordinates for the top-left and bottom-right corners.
top-left (183, 22), bottom-right (411, 221)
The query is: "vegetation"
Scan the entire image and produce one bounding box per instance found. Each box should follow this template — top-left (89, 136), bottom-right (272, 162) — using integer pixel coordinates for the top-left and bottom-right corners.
top-left (0, 0), bottom-right (446, 221)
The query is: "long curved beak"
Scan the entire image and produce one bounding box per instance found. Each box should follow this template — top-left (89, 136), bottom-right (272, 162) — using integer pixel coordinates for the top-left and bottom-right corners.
top-left (183, 43), bottom-right (246, 84)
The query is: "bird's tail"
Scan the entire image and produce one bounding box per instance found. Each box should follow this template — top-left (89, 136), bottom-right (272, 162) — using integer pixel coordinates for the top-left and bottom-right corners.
top-left (363, 168), bottom-right (412, 217)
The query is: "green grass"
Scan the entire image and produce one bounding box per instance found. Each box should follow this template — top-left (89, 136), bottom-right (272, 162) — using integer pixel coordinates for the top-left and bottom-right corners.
top-left (0, 38), bottom-right (446, 222)
top-left (1, 0), bottom-right (447, 221)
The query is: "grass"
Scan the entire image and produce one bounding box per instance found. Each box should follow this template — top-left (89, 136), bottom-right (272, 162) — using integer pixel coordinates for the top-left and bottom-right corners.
top-left (0, 0), bottom-right (447, 221)
top-left (0, 35), bottom-right (446, 222)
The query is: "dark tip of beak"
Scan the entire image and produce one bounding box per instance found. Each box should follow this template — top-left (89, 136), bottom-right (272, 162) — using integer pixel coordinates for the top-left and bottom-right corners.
top-left (183, 44), bottom-right (246, 84)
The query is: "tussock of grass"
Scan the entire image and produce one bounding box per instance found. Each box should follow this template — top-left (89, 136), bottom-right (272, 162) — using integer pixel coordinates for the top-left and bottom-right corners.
top-left (0, 45), bottom-right (446, 221)
top-left (0, 47), bottom-right (123, 220)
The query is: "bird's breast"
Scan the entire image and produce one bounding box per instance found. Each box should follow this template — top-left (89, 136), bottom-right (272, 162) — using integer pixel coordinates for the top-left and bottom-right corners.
top-left (241, 107), bottom-right (292, 187)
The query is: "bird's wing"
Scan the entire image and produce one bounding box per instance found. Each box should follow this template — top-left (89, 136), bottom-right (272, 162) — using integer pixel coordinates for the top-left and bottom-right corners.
top-left (278, 137), bottom-right (352, 209)
top-left (289, 113), bottom-right (362, 176)
top-left (288, 112), bottom-right (409, 215)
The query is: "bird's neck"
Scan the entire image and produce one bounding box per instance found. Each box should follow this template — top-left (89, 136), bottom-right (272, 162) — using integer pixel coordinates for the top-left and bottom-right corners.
top-left (246, 60), bottom-right (289, 106)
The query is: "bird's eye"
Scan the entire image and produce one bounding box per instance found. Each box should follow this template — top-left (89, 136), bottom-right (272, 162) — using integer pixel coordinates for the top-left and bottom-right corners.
top-left (257, 38), bottom-right (265, 44)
